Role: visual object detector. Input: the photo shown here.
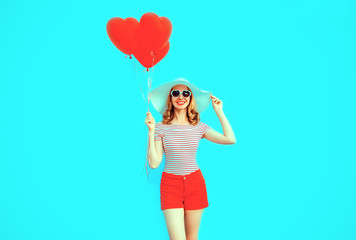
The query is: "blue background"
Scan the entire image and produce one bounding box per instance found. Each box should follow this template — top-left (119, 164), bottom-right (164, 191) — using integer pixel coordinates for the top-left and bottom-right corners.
top-left (1, 0), bottom-right (355, 239)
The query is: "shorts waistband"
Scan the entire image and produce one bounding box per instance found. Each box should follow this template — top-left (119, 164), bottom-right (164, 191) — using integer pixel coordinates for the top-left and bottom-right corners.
top-left (162, 169), bottom-right (202, 180)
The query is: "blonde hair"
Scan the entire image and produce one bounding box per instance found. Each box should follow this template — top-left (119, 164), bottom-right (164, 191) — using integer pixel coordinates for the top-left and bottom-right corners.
top-left (162, 86), bottom-right (200, 126)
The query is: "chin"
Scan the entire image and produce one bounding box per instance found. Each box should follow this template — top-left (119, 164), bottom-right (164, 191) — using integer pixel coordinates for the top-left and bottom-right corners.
top-left (174, 105), bottom-right (187, 109)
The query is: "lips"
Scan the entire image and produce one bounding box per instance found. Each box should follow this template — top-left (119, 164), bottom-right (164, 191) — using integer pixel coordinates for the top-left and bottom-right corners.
top-left (176, 101), bottom-right (185, 105)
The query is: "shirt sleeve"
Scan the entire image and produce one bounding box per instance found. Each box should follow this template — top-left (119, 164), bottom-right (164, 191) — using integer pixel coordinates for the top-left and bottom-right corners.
top-left (201, 122), bottom-right (211, 139)
top-left (154, 123), bottom-right (164, 141)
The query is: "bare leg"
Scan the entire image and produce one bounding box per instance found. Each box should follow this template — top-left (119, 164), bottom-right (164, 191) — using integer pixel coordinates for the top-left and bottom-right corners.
top-left (184, 208), bottom-right (204, 240)
top-left (163, 208), bottom-right (186, 240)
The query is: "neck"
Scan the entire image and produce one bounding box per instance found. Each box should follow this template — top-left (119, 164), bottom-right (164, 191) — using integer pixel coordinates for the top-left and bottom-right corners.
top-left (173, 108), bottom-right (188, 123)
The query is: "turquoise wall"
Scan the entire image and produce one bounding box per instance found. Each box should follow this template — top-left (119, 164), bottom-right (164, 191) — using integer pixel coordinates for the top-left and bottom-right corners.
top-left (1, 0), bottom-right (355, 239)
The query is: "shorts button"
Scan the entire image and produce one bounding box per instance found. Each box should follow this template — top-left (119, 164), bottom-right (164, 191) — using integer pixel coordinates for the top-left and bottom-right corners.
top-left (184, 177), bottom-right (186, 180)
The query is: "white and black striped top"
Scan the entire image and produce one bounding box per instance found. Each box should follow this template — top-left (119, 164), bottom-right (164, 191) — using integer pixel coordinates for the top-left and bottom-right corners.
top-left (154, 121), bottom-right (211, 175)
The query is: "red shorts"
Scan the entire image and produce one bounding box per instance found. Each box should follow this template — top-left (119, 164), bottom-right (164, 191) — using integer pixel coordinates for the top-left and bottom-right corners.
top-left (160, 169), bottom-right (209, 210)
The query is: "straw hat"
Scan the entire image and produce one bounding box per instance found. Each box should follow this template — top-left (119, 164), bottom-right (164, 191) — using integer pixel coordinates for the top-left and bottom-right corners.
top-left (148, 78), bottom-right (211, 114)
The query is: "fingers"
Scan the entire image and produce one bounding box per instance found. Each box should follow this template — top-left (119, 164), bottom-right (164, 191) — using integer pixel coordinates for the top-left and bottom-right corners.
top-left (146, 112), bottom-right (154, 125)
top-left (146, 112), bottom-right (151, 119)
top-left (210, 95), bottom-right (221, 103)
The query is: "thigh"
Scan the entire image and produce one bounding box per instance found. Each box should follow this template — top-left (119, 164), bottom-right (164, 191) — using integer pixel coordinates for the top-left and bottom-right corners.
top-left (184, 209), bottom-right (204, 240)
top-left (163, 208), bottom-right (186, 240)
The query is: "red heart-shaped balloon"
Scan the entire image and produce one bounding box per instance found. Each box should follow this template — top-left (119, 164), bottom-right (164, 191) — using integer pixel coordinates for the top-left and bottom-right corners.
top-left (134, 12), bottom-right (172, 62)
top-left (134, 41), bottom-right (170, 69)
top-left (106, 17), bottom-right (139, 55)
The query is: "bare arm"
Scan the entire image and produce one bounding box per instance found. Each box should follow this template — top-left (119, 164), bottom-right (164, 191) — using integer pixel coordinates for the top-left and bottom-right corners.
top-left (145, 113), bottom-right (163, 169)
top-left (148, 130), bottom-right (164, 168)
top-left (204, 109), bottom-right (236, 144)
top-left (204, 94), bottom-right (236, 144)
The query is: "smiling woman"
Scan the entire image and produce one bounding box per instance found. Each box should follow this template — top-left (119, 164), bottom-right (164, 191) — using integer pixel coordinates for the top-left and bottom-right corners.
top-left (144, 78), bottom-right (236, 240)
top-left (163, 85), bottom-right (199, 125)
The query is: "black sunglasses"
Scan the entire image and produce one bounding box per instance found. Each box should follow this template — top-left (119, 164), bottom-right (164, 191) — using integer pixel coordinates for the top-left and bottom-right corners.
top-left (171, 90), bottom-right (191, 98)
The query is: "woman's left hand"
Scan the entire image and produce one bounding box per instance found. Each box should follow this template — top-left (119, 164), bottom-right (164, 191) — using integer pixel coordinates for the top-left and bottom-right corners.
top-left (211, 94), bottom-right (223, 113)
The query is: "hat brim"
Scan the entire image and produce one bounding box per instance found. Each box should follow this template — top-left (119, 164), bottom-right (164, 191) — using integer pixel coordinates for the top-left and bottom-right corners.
top-left (149, 78), bottom-right (211, 114)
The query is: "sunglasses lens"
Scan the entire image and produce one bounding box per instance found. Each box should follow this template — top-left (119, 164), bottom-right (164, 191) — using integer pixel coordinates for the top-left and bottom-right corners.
top-left (172, 90), bottom-right (180, 97)
top-left (183, 91), bottom-right (190, 98)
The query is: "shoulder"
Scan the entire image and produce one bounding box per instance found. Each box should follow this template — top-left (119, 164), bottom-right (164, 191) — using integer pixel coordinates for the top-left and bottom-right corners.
top-left (157, 121), bottom-right (164, 126)
top-left (155, 121), bottom-right (164, 129)
top-left (198, 121), bottom-right (211, 130)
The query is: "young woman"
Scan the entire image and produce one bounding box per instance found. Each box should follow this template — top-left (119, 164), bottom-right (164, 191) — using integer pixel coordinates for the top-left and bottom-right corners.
top-left (144, 78), bottom-right (236, 240)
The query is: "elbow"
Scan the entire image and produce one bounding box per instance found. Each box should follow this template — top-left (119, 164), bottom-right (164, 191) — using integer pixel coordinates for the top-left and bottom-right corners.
top-left (227, 138), bottom-right (236, 144)
top-left (149, 161), bottom-right (158, 169)
top-left (150, 164), bottom-right (159, 169)
top-left (149, 159), bottom-right (162, 169)
top-left (148, 159), bottom-right (155, 169)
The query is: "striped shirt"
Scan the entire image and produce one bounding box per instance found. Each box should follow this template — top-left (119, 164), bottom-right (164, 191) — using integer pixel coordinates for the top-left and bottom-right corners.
top-left (154, 121), bottom-right (211, 175)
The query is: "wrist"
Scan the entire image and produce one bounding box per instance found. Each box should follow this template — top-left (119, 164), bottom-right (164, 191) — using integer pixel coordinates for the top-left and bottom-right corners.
top-left (215, 109), bottom-right (224, 115)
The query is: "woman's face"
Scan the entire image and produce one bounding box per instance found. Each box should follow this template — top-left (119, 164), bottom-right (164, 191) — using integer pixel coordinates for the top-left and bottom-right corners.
top-left (171, 84), bottom-right (191, 110)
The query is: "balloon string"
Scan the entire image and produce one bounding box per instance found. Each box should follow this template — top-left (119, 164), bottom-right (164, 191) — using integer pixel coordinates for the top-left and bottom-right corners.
top-left (147, 52), bottom-right (155, 112)
top-left (140, 132), bottom-right (151, 181)
top-left (144, 70), bottom-right (152, 181)
top-left (147, 69), bottom-right (151, 112)
top-left (129, 56), bottom-right (150, 181)
top-left (131, 58), bottom-right (147, 102)
top-left (140, 131), bottom-right (152, 181)
top-left (142, 52), bottom-right (156, 180)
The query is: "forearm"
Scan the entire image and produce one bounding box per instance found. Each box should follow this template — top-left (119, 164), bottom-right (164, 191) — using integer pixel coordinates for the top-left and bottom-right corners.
top-left (216, 110), bottom-right (236, 143)
top-left (148, 130), bottom-right (160, 168)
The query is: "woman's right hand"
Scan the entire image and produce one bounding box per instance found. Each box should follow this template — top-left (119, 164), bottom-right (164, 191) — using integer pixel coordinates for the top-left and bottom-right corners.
top-left (145, 112), bottom-right (156, 131)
